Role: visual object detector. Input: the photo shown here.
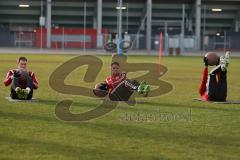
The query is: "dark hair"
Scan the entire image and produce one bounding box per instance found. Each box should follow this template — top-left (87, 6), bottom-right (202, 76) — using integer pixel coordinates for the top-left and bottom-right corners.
top-left (18, 57), bottom-right (27, 63)
top-left (111, 62), bottom-right (120, 66)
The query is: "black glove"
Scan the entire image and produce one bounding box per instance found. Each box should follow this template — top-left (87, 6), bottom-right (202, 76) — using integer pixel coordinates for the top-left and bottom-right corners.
top-left (203, 56), bottom-right (208, 66)
top-left (13, 70), bottom-right (21, 78)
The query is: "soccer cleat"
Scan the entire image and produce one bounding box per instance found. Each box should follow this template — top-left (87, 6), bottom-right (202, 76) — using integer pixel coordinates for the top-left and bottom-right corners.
top-left (225, 51), bottom-right (230, 65)
top-left (21, 91), bottom-right (28, 99)
top-left (22, 88), bottom-right (30, 99)
top-left (15, 87), bottom-right (21, 93)
top-left (137, 81), bottom-right (146, 94)
top-left (142, 85), bottom-right (150, 97)
top-left (25, 87), bottom-right (31, 94)
top-left (15, 87), bottom-right (29, 100)
top-left (137, 81), bottom-right (150, 97)
top-left (220, 51), bottom-right (230, 71)
top-left (15, 87), bottom-right (24, 99)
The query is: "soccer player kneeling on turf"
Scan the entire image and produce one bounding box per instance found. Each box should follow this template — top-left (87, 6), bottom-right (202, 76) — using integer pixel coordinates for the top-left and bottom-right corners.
top-left (93, 62), bottom-right (150, 101)
top-left (199, 52), bottom-right (230, 102)
top-left (3, 57), bottom-right (38, 100)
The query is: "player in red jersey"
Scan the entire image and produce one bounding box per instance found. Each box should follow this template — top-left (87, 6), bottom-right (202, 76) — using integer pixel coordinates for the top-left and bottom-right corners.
top-left (105, 62), bottom-right (127, 92)
top-left (199, 52), bottom-right (229, 102)
top-left (4, 57), bottom-right (38, 100)
top-left (93, 62), bottom-right (150, 101)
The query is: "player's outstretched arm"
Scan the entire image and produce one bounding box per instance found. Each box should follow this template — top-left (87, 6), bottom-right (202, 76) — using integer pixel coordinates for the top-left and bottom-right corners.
top-left (30, 72), bottom-right (39, 89)
top-left (3, 70), bottom-right (14, 86)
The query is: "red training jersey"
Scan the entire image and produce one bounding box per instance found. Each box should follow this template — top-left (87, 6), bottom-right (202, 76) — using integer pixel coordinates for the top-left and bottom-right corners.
top-left (4, 69), bottom-right (39, 89)
top-left (105, 73), bottom-right (126, 91)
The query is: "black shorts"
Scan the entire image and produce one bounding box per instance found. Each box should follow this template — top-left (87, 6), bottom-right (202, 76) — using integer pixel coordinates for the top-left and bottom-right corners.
top-left (109, 79), bottom-right (139, 101)
top-left (208, 66), bottom-right (227, 101)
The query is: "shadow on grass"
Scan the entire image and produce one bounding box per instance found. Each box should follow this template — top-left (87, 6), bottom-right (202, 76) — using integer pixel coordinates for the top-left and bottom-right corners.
top-left (38, 98), bottom-right (240, 113)
top-left (137, 101), bottom-right (240, 112)
top-left (37, 99), bottom-right (175, 113)
top-left (2, 98), bottom-right (237, 126)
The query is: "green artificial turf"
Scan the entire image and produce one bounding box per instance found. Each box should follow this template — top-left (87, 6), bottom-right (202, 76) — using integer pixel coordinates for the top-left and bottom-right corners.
top-left (0, 54), bottom-right (239, 160)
